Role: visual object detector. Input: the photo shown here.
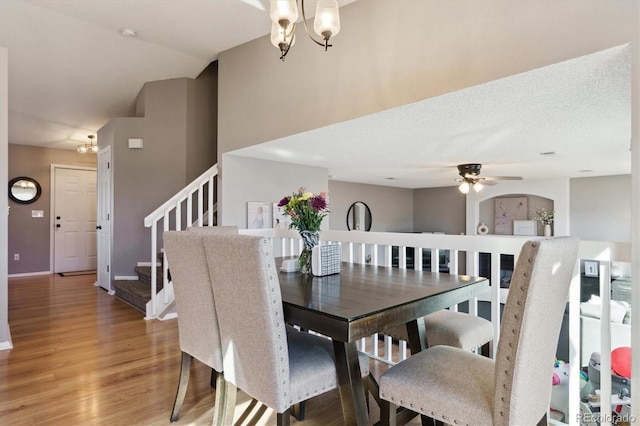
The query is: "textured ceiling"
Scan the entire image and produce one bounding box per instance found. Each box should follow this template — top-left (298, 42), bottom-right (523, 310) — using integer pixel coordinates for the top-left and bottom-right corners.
top-left (232, 44), bottom-right (631, 188)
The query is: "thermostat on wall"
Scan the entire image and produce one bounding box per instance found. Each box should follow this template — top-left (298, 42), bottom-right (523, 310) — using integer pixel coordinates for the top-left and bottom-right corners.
top-left (128, 138), bottom-right (143, 149)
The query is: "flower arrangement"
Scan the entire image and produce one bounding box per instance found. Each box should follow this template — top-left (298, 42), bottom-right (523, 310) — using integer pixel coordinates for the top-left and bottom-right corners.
top-left (278, 188), bottom-right (329, 273)
top-left (532, 206), bottom-right (554, 225)
top-left (277, 188), bottom-right (329, 232)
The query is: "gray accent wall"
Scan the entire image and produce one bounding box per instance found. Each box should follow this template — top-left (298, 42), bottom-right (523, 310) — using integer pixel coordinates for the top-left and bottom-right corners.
top-left (413, 187), bottom-right (466, 234)
top-left (99, 69), bottom-right (218, 277)
top-left (8, 144), bottom-right (97, 275)
top-left (328, 180), bottom-right (414, 232)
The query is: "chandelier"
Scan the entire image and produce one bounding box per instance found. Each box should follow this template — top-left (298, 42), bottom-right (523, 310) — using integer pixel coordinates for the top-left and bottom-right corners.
top-left (270, 0), bottom-right (341, 61)
top-left (77, 135), bottom-right (98, 154)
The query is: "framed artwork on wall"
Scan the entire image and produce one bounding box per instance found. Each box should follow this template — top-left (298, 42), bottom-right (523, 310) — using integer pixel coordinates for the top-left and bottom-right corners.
top-left (584, 261), bottom-right (598, 277)
top-left (513, 219), bottom-right (536, 236)
top-left (247, 202), bottom-right (272, 229)
top-left (272, 202), bottom-right (291, 229)
top-left (494, 197), bottom-right (527, 235)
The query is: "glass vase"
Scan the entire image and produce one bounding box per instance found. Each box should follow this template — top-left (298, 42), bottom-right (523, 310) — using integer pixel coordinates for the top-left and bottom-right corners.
top-left (299, 230), bottom-right (319, 274)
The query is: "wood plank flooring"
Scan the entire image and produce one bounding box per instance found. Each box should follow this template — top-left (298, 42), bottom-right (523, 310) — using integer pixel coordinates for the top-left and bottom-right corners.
top-left (0, 274), bottom-right (406, 425)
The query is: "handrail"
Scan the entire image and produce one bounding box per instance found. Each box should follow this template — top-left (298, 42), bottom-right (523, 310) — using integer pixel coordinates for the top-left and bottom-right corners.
top-left (143, 163), bottom-right (218, 319)
top-left (144, 164), bottom-right (218, 227)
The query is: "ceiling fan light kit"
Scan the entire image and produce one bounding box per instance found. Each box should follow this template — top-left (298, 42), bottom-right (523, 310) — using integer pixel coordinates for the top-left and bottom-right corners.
top-left (270, 0), bottom-right (340, 61)
top-left (456, 163), bottom-right (522, 193)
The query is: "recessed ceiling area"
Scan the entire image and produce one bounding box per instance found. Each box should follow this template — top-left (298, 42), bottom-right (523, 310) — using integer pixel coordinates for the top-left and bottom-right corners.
top-left (230, 44), bottom-right (631, 189)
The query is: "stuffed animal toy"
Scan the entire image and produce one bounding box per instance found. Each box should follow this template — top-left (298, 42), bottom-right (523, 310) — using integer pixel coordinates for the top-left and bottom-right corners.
top-left (550, 360), bottom-right (588, 421)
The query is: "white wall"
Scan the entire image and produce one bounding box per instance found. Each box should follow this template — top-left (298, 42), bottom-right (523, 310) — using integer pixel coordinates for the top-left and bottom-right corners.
top-left (220, 155), bottom-right (328, 230)
top-left (0, 47), bottom-right (11, 350)
top-left (328, 180), bottom-right (414, 232)
top-left (571, 175), bottom-right (631, 242)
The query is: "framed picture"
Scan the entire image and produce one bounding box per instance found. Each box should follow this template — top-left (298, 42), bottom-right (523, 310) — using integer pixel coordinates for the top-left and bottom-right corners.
top-left (584, 261), bottom-right (599, 277)
top-left (513, 220), bottom-right (536, 236)
top-left (494, 197), bottom-right (528, 235)
top-left (272, 202), bottom-right (291, 229)
top-left (247, 202), bottom-right (272, 229)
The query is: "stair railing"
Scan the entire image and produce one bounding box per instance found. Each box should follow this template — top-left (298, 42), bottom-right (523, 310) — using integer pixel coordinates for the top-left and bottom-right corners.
top-left (143, 164), bottom-right (218, 319)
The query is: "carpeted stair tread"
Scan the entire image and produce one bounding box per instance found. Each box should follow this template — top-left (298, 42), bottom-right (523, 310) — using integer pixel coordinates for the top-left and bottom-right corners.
top-left (112, 280), bottom-right (148, 314)
top-left (112, 265), bottom-right (167, 315)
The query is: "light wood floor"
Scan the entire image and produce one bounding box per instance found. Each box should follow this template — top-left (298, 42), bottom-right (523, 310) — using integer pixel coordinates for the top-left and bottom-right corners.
top-left (0, 274), bottom-right (409, 426)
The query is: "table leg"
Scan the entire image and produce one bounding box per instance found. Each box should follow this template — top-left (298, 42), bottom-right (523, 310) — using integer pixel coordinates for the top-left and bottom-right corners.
top-left (332, 340), bottom-right (369, 426)
top-left (405, 316), bottom-right (427, 354)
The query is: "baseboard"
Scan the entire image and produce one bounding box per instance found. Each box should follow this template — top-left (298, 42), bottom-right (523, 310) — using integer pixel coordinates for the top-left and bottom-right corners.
top-left (8, 271), bottom-right (51, 278)
top-left (136, 262), bottom-right (152, 267)
top-left (0, 332), bottom-right (13, 351)
top-left (114, 276), bottom-right (139, 280)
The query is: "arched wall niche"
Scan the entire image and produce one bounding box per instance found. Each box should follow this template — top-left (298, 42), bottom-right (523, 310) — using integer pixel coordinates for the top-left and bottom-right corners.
top-left (465, 178), bottom-right (570, 236)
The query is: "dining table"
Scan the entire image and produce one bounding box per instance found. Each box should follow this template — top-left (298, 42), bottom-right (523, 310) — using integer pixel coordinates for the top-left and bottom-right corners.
top-left (276, 259), bottom-right (490, 425)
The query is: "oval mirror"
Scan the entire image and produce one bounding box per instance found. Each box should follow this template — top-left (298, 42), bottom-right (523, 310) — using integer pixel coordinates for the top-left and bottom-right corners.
top-left (9, 177), bottom-right (42, 204)
top-left (346, 201), bottom-right (372, 231)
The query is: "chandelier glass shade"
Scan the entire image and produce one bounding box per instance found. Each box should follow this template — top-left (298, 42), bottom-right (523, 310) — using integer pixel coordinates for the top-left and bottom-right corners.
top-left (77, 135), bottom-right (98, 154)
top-left (270, 0), bottom-right (340, 60)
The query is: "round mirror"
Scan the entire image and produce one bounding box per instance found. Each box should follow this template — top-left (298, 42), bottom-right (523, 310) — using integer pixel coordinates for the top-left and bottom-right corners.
top-left (9, 177), bottom-right (41, 204)
top-left (346, 201), bottom-right (372, 231)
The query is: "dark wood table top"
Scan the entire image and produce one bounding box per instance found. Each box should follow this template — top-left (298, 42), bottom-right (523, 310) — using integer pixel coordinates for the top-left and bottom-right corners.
top-left (277, 260), bottom-right (490, 342)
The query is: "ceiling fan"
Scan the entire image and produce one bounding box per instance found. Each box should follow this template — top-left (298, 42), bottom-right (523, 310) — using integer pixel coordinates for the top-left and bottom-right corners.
top-left (456, 163), bottom-right (523, 193)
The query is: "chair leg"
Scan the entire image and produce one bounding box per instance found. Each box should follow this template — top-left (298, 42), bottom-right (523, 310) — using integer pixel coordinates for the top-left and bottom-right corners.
top-left (277, 408), bottom-right (292, 426)
top-left (380, 400), bottom-right (397, 426)
top-left (291, 401), bottom-right (305, 421)
top-left (170, 352), bottom-right (192, 422)
top-left (212, 373), bottom-right (236, 426)
top-left (210, 369), bottom-right (217, 389)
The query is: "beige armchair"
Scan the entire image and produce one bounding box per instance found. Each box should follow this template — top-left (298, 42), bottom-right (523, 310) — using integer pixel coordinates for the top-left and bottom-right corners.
top-left (379, 237), bottom-right (579, 425)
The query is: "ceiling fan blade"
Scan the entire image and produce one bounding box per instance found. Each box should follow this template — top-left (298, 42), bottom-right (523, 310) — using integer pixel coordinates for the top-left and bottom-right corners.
top-left (484, 176), bottom-right (523, 181)
top-left (483, 180), bottom-right (498, 186)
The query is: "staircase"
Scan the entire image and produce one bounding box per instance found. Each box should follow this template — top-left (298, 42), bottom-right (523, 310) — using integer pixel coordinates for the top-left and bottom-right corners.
top-left (122, 164), bottom-right (218, 320)
top-left (112, 266), bottom-right (166, 314)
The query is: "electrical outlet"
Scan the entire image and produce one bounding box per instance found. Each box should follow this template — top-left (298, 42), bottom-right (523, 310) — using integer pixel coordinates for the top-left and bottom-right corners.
top-left (13, 254), bottom-right (19, 261)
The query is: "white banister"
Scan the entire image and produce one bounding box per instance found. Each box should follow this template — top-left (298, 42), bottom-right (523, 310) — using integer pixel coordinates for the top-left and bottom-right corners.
top-left (143, 164), bottom-right (218, 319)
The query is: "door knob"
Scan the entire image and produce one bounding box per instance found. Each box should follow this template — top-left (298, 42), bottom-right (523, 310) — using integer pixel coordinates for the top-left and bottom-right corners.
top-left (56, 216), bottom-right (61, 220)
top-left (96, 225), bottom-right (102, 230)
top-left (56, 224), bottom-right (61, 228)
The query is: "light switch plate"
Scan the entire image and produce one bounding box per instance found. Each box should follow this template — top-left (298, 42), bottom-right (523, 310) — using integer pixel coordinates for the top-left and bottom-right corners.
top-left (32, 210), bottom-right (44, 218)
top-left (128, 138), bottom-right (143, 149)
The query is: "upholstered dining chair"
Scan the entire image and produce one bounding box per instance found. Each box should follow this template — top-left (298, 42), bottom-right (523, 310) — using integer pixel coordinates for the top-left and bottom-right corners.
top-left (203, 234), bottom-right (371, 426)
top-left (379, 237), bottom-right (579, 426)
top-left (163, 226), bottom-right (237, 423)
top-left (383, 309), bottom-right (493, 355)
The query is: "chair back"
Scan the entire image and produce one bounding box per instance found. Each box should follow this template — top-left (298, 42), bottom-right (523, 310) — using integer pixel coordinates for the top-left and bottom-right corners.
top-left (187, 225), bottom-right (239, 234)
top-left (493, 237), bottom-right (579, 425)
top-left (203, 234), bottom-right (291, 413)
top-left (163, 229), bottom-right (234, 372)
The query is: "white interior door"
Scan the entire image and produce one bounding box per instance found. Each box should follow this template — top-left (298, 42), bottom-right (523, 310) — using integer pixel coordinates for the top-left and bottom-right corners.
top-left (96, 147), bottom-right (112, 292)
top-left (54, 168), bottom-right (97, 273)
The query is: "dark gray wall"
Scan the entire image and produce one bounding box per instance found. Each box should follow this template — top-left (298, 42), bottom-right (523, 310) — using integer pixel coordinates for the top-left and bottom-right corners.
top-left (8, 144), bottom-right (96, 274)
